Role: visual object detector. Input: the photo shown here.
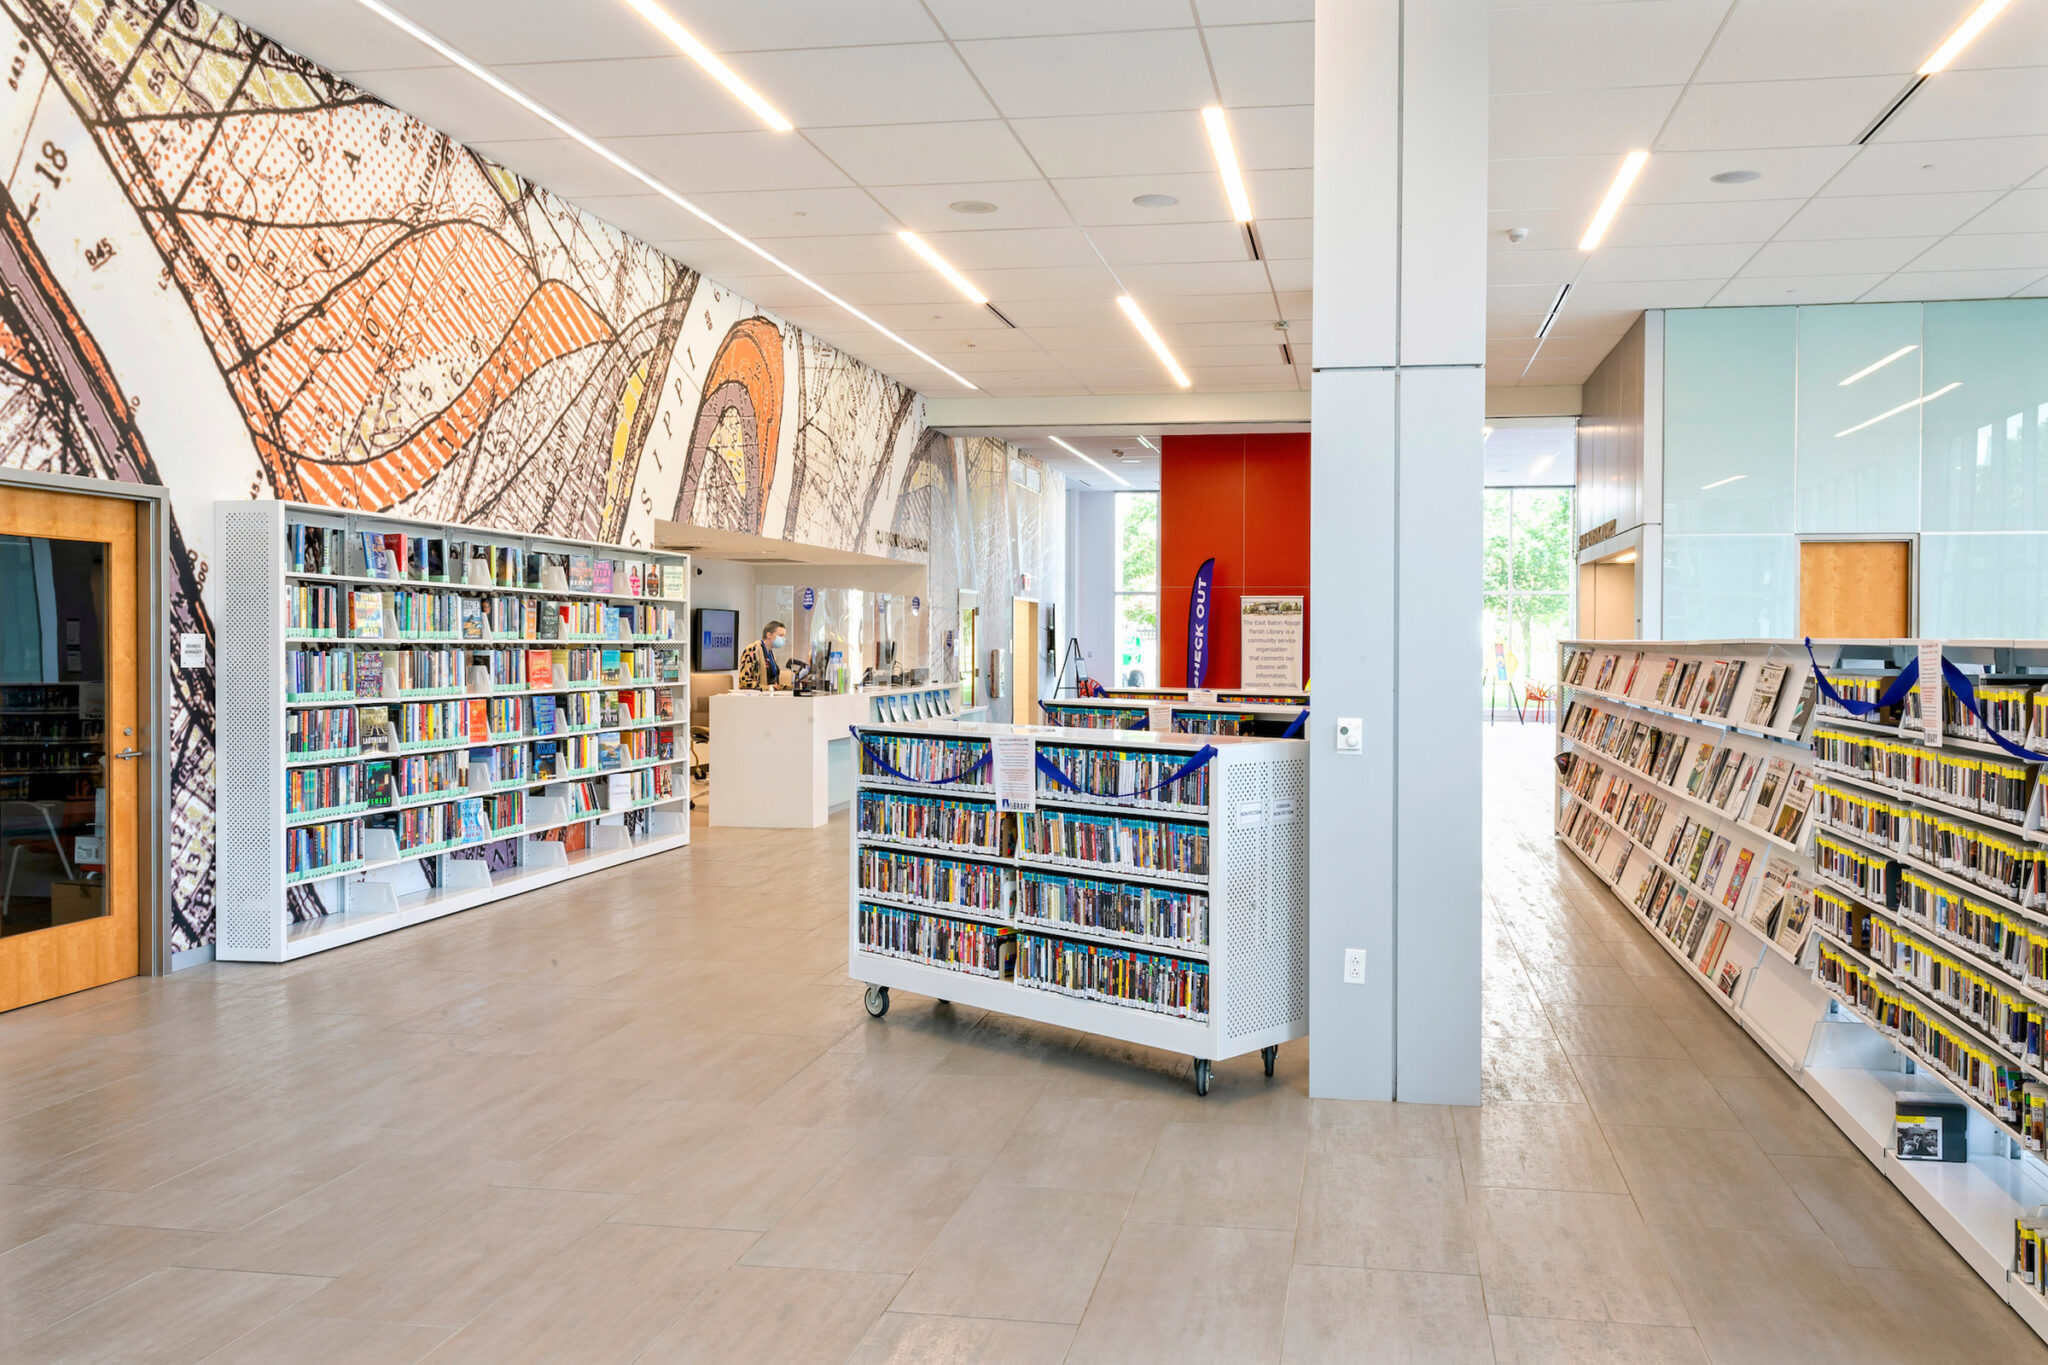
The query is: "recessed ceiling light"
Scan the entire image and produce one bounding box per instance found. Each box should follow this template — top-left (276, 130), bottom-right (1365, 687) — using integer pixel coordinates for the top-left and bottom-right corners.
top-left (1132, 193), bottom-right (1178, 208)
top-left (1050, 435), bottom-right (1130, 487)
top-left (1579, 150), bottom-right (1648, 250)
top-left (1116, 296), bottom-right (1191, 388)
top-left (620, 0), bottom-right (791, 131)
top-left (1136, 436), bottom-right (1158, 452)
top-left (949, 200), bottom-right (998, 215)
top-left (1920, 0), bottom-right (2011, 73)
top-left (1709, 170), bottom-right (1760, 184)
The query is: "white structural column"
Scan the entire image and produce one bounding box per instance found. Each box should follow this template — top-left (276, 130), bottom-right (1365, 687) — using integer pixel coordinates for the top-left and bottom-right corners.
top-left (1309, 0), bottom-right (1486, 1102)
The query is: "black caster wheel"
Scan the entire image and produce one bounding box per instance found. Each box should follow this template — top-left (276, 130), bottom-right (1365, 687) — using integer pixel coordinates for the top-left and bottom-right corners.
top-left (1261, 1045), bottom-right (1278, 1078)
top-left (1193, 1059), bottom-right (1212, 1096)
top-left (863, 985), bottom-right (890, 1018)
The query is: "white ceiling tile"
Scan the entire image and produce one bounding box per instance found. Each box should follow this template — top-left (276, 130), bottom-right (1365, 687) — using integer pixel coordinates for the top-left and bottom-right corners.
top-left (914, 227), bottom-right (1106, 270)
top-left (1488, 208), bottom-right (1582, 252)
top-left (1054, 173), bottom-right (1234, 226)
top-left (868, 180), bottom-right (1076, 233)
top-left (472, 138), bottom-right (665, 199)
top-left (1117, 260), bottom-right (1274, 296)
top-left (1543, 308), bottom-right (1642, 340)
top-left (1492, 0), bottom-right (1727, 94)
top-left (1255, 219), bottom-right (1310, 260)
top-left (1276, 289), bottom-right (1313, 317)
top-left (1521, 355), bottom-right (1601, 385)
top-left (1209, 23), bottom-right (1313, 109)
top-left (1775, 191), bottom-right (2003, 240)
top-left (1605, 198), bottom-right (1804, 247)
top-left (1906, 231), bottom-right (2048, 274)
top-left (958, 31), bottom-right (1215, 118)
top-left (746, 236), bottom-right (921, 275)
top-left (1490, 282), bottom-right (1571, 319)
top-left (1696, 1), bottom-right (1954, 82)
top-left (1229, 106), bottom-right (1314, 170)
top-left (1563, 280), bottom-right (1722, 311)
top-left (1146, 294), bottom-right (1290, 324)
top-left (924, 0), bottom-right (1193, 39)
top-left (805, 123), bottom-right (1040, 186)
top-left (339, 66), bottom-right (563, 143)
top-left (686, 271), bottom-right (819, 308)
top-left (1826, 138), bottom-right (2048, 196)
top-left (2010, 274), bottom-right (2048, 297)
top-left (686, 188), bottom-right (902, 238)
top-left (1264, 258), bottom-right (1312, 291)
top-left (733, 46), bottom-right (995, 127)
top-left (770, 270), bottom-right (959, 304)
top-left (1490, 156), bottom-right (1630, 214)
top-left (378, 0), bottom-right (668, 62)
top-left (1962, 189), bottom-right (2048, 235)
top-left (604, 131), bottom-right (853, 192)
top-left (951, 265), bottom-right (1122, 300)
top-left (573, 194), bottom-right (724, 244)
top-left (1487, 248), bottom-right (1581, 288)
top-left (1491, 88), bottom-right (1681, 160)
top-left (1091, 222), bottom-right (1251, 265)
top-left (1659, 77), bottom-right (1908, 152)
top-left (1740, 237), bottom-right (1941, 278)
top-left (1246, 169), bottom-right (1314, 221)
top-left (1164, 320), bottom-right (1295, 347)
top-left (673, 0), bottom-right (943, 50)
top-left (1011, 113), bottom-right (1213, 179)
top-left (492, 58), bottom-right (759, 138)
top-left (1634, 147), bottom-right (1862, 203)
top-left (1580, 243), bottom-right (1755, 282)
top-left (227, 0), bottom-right (453, 71)
top-left (995, 299), bottom-right (1127, 328)
top-left (1022, 326), bottom-right (1146, 350)
top-left (1488, 340), bottom-right (1541, 366)
top-left (1197, 0), bottom-right (1313, 21)
top-left (1858, 269), bottom-right (2048, 302)
top-left (1881, 66), bottom-right (2048, 143)
top-left (1709, 274), bottom-right (1889, 305)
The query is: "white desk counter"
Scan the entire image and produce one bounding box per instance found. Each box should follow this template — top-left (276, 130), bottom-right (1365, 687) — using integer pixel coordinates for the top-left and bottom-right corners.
top-left (708, 685), bottom-right (965, 828)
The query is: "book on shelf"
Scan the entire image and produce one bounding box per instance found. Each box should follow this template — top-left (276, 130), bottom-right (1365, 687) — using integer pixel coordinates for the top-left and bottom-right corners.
top-left (1786, 676), bottom-right (1817, 736)
top-left (660, 563), bottom-right (686, 599)
top-left (353, 650), bottom-right (385, 699)
top-left (1770, 768), bottom-right (1814, 843)
top-left (1619, 652), bottom-right (1645, 696)
top-left (534, 740), bottom-right (559, 781)
top-left (358, 706), bottom-right (395, 753)
top-left (348, 589), bottom-right (384, 639)
top-left (592, 559), bottom-right (614, 594)
top-left (569, 554), bottom-right (594, 592)
top-left (1695, 662), bottom-right (1726, 716)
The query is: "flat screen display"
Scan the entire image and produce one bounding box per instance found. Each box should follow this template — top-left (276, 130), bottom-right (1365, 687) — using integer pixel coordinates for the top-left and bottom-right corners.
top-left (694, 607), bottom-right (738, 672)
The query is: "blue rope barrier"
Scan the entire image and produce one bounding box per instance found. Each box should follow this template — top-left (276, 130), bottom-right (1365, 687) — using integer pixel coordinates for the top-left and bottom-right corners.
top-left (1801, 638), bottom-right (2048, 763)
top-left (1282, 708), bottom-right (1309, 739)
top-left (850, 729), bottom-right (992, 786)
top-left (1940, 658), bottom-right (2048, 763)
top-left (1034, 744), bottom-right (1218, 800)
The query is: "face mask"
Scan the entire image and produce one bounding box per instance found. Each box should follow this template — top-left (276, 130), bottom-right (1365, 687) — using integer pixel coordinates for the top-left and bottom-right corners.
top-left (771, 636), bottom-right (786, 650)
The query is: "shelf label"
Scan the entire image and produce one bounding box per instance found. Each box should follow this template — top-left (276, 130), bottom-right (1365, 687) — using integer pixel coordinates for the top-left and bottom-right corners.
top-left (1189, 688), bottom-right (1219, 707)
top-left (179, 632), bottom-right (206, 668)
top-left (1147, 704), bottom-right (1174, 735)
top-left (991, 735), bottom-right (1037, 812)
top-left (1916, 639), bottom-right (1943, 749)
top-left (1269, 795), bottom-right (1297, 825)
top-left (1235, 798), bottom-right (1265, 828)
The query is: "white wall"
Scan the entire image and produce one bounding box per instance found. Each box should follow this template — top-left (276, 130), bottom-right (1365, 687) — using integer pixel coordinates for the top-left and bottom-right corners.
top-left (689, 558), bottom-right (758, 664)
top-left (1068, 490), bottom-right (1118, 690)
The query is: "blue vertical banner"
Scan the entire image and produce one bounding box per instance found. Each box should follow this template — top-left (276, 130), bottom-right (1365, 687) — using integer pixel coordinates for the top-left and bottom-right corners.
top-left (1186, 556), bottom-right (1215, 688)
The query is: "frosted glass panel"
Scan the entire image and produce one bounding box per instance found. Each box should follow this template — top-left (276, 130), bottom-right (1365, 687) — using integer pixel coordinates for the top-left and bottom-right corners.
top-left (1922, 299), bottom-right (2048, 533)
top-left (1796, 303), bottom-right (1921, 533)
top-left (1920, 534), bottom-right (2048, 638)
top-left (1663, 534), bottom-right (1798, 639)
top-left (1666, 308), bottom-right (1796, 535)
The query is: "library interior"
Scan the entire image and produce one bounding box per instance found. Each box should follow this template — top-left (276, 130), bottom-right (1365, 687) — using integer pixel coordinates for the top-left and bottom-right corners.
top-left (3, 0), bottom-right (2048, 1360)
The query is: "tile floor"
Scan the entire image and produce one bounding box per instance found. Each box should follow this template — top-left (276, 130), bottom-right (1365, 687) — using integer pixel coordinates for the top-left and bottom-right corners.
top-left (0, 724), bottom-right (2043, 1362)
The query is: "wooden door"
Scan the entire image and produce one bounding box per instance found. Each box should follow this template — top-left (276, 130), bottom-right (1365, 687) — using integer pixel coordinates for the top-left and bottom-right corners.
top-left (1800, 541), bottom-right (1910, 639)
top-left (0, 486), bottom-right (142, 1011)
top-left (1013, 599), bottom-right (1039, 721)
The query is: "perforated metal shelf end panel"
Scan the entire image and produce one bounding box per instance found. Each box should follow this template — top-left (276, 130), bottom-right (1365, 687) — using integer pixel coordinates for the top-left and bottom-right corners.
top-left (215, 503), bottom-right (284, 961)
top-left (1222, 753), bottom-right (1310, 1044)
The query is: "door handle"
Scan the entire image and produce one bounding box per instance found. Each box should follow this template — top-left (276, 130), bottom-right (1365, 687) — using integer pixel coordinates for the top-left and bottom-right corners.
top-left (113, 748), bottom-right (147, 760)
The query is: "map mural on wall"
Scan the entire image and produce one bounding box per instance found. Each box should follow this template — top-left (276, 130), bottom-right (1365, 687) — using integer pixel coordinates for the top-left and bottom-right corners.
top-left (0, 0), bottom-right (1056, 953)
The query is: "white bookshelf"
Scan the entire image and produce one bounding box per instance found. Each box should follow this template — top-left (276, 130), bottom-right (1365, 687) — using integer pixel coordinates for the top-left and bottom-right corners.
top-left (1559, 637), bottom-right (2048, 1346)
top-left (214, 500), bottom-right (691, 962)
top-left (848, 719), bottom-right (1307, 1093)
top-left (1039, 694), bottom-right (1308, 738)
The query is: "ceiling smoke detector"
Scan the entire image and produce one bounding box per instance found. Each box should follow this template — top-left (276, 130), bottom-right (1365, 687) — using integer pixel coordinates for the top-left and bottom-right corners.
top-left (949, 199), bottom-right (998, 214)
top-left (1132, 193), bottom-right (1178, 208)
top-left (1506, 226), bottom-right (1530, 244)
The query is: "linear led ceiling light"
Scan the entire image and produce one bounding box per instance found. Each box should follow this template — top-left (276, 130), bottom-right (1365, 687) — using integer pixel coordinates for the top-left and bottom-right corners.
top-left (1137, 436), bottom-right (1159, 452)
top-left (1579, 150), bottom-right (1649, 250)
top-left (347, 0), bottom-right (975, 389)
top-left (1202, 107), bottom-right (1254, 222)
top-left (1116, 295), bottom-right (1192, 388)
top-left (1049, 434), bottom-right (1130, 487)
top-left (896, 231), bottom-right (986, 305)
top-left (1701, 474), bottom-right (1746, 490)
top-left (621, 0), bottom-right (791, 130)
top-left (1920, 0), bottom-right (2011, 73)
top-left (1840, 345), bottom-right (1918, 385)
top-left (1836, 381), bottom-right (1961, 437)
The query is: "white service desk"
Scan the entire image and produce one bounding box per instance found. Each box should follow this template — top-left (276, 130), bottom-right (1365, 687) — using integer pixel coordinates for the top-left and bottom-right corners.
top-left (708, 686), bottom-right (958, 828)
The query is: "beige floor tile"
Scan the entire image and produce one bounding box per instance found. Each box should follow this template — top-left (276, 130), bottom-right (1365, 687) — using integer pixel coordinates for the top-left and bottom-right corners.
top-left (0, 1183), bottom-right (130, 1256)
top-left (296, 1185), bottom-right (620, 1328)
top-left (1769, 1154), bottom-right (1976, 1274)
top-left (496, 1099), bottom-right (744, 1196)
top-left (1482, 985), bottom-right (1557, 1041)
top-left (1130, 1121), bottom-right (1307, 1230)
top-left (606, 1124), bottom-right (855, 1232)
top-left (1454, 1103), bottom-right (1628, 1194)
top-left (1546, 1004), bottom-right (1689, 1060)
top-left (1296, 1152), bottom-right (1475, 1274)
top-left (738, 1147), bottom-right (986, 1274)
top-left (1857, 1267), bottom-right (2048, 1359)
top-left (1521, 961), bottom-right (1649, 1009)
top-left (199, 1314), bottom-right (453, 1364)
top-left (1309, 1100), bottom-right (1460, 1160)
top-left (1650, 1225), bottom-right (1899, 1361)
top-left (1281, 1265), bottom-right (1493, 1363)
top-left (1603, 1125), bottom-right (1822, 1236)
top-left (1488, 1314), bottom-right (1708, 1364)
top-left (1667, 1007), bottom-right (1779, 1079)
top-left (1068, 1223), bottom-right (1293, 1365)
top-left (890, 1183), bottom-right (1130, 1323)
top-left (856, 1071), bottom-right (1048, 1162)
top-left (984, 1095), bottom-right (1172, 1193)
top-left (8, 1265), bottom-right (325, 1365)
top-left (845, 1313), bottom-right (1074, 1365)
top-left (1569, 1054), bottom-right (1743, 1131)
top-left (627, 1031), bottom-right (839, 1103)
top-left (99, 1127), bottom-right (389, 1233)
top-left (635, 1265), bottom-right (904, 1365)
top-left (748, 1052), bottom-right (948, 1129)
top-left (0, 1223), bottom-right (220, 1350)
top-left (1469, 1186), bottom-right (1689, 1327)
top-left (418, 1223), bottom-right (754, 1363)
top-left (1707, 1073), bottom-right (1857, 1158)
top-left (1482, 1036), bottom-right (1586, 1104)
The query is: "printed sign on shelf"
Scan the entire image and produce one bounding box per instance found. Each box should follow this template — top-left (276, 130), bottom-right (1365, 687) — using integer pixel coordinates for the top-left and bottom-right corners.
top-left (1242, 595), bottom-right (1305, 690)
top-left (1147, 704), bottom-right (1174, 736)
top-left (991, 735), bottom-right (1037, 812)
top-left (1917, 639), bottom-right (1944, 748)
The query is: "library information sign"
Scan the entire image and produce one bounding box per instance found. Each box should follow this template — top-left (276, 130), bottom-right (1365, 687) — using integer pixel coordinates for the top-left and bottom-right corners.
top-left (1241, 596), bottom-right (1304, 689)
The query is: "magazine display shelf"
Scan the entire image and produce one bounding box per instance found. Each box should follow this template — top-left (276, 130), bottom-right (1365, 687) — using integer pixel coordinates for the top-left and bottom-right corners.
top-left (848, 720), bottom-right (1307, 1093)
top-left (1560, 637), bottom-right (2048, 1345)
top-left (215, 500), bottom-right (691, 962)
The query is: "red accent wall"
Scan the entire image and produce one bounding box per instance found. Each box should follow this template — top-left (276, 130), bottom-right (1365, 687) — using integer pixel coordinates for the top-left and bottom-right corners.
top-left (1159, 433), bottom-right (1311, 689)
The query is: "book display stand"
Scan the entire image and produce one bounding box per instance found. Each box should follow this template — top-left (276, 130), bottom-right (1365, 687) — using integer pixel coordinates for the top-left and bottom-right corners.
top-left (214, 501), bottom-right (690, 961)
top-left (849, 719), bottom-right (1307, 1093)
top-left (1560, 637), bottom-right (2048, 1343)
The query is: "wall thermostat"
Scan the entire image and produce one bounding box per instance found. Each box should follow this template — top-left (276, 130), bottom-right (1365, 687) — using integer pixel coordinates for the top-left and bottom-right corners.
top-left (1335, 717), bottom-right (1362, 753)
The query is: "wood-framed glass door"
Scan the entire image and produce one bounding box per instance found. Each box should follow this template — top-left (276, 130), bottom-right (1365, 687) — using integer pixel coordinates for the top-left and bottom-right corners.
top-left (0, 485), bottom-right (141, 1011)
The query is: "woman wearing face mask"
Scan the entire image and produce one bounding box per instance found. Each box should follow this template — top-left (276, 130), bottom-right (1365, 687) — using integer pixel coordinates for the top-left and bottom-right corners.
top-left (737, 621), bottom-right (789, 691)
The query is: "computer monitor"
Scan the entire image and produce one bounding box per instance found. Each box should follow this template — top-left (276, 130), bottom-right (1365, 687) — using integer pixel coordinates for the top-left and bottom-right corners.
top-left (693, 608), bottom-right (738, 672)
